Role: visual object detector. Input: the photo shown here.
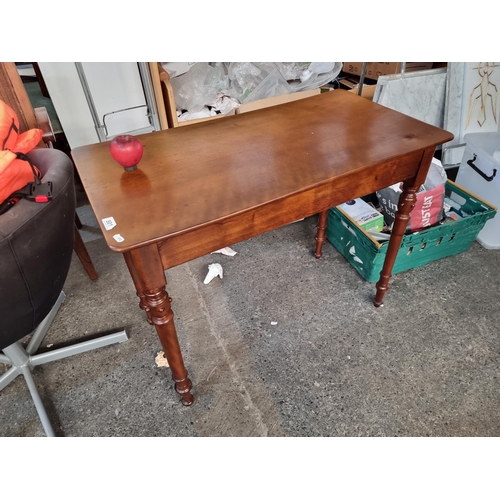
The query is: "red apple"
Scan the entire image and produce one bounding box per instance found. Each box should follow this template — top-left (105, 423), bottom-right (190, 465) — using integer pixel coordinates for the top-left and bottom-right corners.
top-left (109, 134), bottom-right (144, 171)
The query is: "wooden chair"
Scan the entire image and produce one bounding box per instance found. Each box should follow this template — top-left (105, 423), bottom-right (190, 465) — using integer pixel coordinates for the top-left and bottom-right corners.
top-left (0, 62), bottom-right (98, 280)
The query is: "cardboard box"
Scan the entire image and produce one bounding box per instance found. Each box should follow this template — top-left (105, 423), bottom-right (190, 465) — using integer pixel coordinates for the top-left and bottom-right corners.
top-left (337, 198), bottom-right (384, 232)
top-left (347, 84), bottom-right (376, 100)
top-left (342, 62), bottom-right (434, 80)
top-left (236, 89), bottom-right (321, 113)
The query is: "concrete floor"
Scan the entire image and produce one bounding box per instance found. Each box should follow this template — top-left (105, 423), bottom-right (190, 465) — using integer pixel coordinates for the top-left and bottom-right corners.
top-left (1, 201), bottom-right (499, 437)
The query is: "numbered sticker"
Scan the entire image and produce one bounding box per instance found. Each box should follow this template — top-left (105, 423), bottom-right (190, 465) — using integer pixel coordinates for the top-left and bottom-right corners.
top-left (102, 217), bottom-right (117, 230)
top-left (113, 234), bottom-right (125, 242)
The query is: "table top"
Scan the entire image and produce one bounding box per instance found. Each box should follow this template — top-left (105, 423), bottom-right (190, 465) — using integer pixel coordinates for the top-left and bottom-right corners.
top-left (72, 90), bottom-right (453, 253)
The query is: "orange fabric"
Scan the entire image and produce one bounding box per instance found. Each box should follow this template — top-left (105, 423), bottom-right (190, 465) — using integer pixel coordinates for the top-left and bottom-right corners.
top-left (0, 99), bottom-right (43, 204)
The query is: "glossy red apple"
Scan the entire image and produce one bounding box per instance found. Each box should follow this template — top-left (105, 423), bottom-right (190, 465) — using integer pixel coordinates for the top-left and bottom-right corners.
top-left (109, 134), bottom-right (144, 171)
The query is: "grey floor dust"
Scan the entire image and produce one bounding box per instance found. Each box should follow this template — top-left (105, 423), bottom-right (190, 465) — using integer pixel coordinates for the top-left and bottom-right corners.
top-left (1, 198), bottom-right (499, 437)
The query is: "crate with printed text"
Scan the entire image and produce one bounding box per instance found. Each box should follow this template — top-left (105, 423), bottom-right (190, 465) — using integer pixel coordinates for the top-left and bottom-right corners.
top-left (326, 181), bottom-right (497, 282)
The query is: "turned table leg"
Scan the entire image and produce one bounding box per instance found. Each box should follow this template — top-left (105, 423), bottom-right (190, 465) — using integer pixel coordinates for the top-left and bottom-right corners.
top-left (374, 181), bottom-right (419, 307)
top-left (314, 209), bottom-right (329, 259)
top-left (123, 246), bottom-right (194, 406)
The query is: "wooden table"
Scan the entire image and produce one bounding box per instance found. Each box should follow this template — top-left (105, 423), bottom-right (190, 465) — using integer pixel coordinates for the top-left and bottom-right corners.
top-left (72, 90), bottom-right (453, 406)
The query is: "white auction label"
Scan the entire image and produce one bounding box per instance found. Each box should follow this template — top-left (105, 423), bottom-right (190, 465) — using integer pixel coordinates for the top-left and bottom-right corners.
top-left (102, 217), bottom-right (117, 230)
top-left (113, 234), bottom-right (125, 242)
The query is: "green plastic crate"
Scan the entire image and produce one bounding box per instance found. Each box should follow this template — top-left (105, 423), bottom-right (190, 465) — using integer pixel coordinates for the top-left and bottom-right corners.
top-left (326, 181), bottom-right (497, 282)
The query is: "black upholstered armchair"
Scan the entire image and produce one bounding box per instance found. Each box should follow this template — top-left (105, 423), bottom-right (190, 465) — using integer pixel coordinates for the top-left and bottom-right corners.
top-left (0, 148), bottom-right (128, 436)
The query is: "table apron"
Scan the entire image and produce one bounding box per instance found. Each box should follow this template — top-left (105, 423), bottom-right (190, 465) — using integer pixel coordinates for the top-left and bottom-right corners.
top-left (159, 148), bottom-right (428, 270)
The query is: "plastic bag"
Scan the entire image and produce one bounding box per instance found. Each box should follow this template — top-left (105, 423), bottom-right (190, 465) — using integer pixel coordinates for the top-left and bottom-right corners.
top-left (376, 158), bottom-right (447, 232)
top-left (226, 62), bottom-right (292, 104)
top-left (169, 62), bottom-right (227, 113)
top-left (275, 62), bottom-right (343, 92)
top-left (167, 62), bottom-right (343, 113)
top-left (161, 62), bottom-right (196, 78)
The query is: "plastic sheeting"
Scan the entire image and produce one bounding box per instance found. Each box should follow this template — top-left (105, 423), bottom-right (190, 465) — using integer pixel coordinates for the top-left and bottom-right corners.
top-left (163, 62), bottom-right (342, 114)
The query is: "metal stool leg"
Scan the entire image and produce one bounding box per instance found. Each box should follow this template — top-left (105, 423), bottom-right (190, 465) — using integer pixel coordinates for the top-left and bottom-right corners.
top-left (1, 291), bottom-right (128, 437)
top-left (2, 342), bottom-right (54, 436)
top-left (0, 365), bottom-right (19, 391)
top-left (31, 331), bottom-right (128, 366)
top-left (27, 291), bottom-right (66, 355)
top-left (19, 364), bottom-right (55, 437)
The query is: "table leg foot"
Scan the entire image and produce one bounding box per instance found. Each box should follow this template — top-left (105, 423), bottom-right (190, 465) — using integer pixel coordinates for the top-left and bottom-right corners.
top-left (314, 209), bottom-right (329, 259)
top-left (175, 376), bottom-right (195, 406)
top-left (373, 278), bottom-right (389, 307)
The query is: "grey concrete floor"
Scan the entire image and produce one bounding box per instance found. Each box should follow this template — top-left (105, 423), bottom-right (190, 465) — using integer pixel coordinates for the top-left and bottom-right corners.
top-left (1, 200), bottom-right (499, 437)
